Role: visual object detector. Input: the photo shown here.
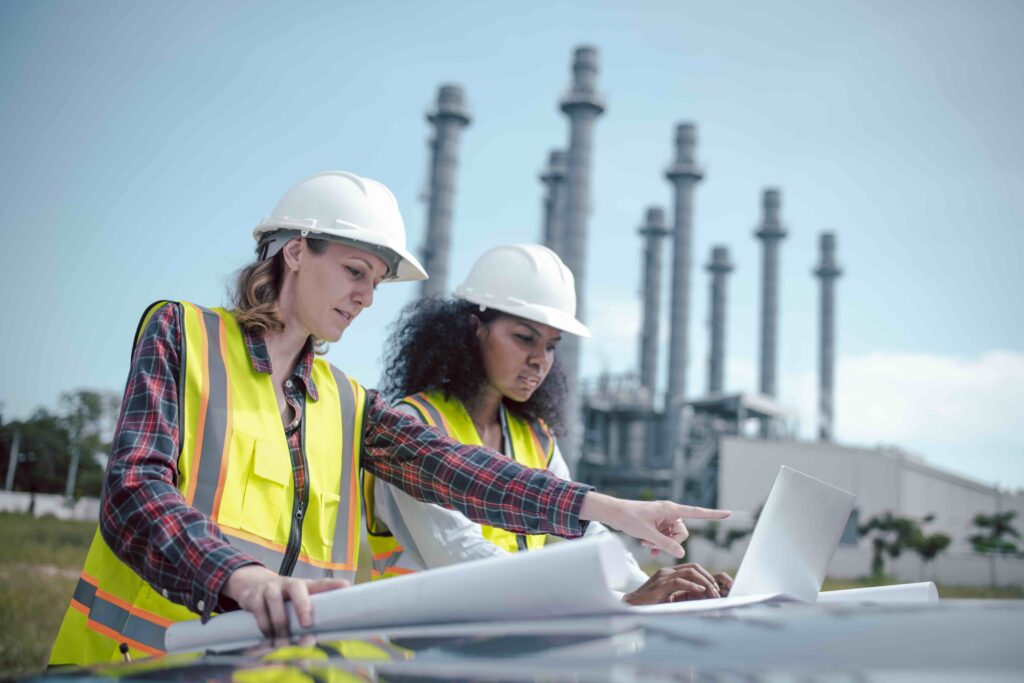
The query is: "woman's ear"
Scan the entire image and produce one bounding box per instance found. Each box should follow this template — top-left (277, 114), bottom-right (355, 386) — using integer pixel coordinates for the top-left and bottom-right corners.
top-left (470, 314), bottom-right (489, 344)
top-left (282, 238), bottom-right (304, 273)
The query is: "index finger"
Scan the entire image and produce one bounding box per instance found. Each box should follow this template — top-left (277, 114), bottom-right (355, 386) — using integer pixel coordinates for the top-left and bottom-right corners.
top-left (285, 580), bottom-right (313, 629)
top-left (672, 504), bottom-right (730, 520)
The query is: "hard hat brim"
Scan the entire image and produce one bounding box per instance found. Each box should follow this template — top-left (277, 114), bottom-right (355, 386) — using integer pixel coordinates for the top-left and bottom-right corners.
top-left (454, 290), bottom-right (592, 339)
top-left (254, 225), bottom-right (428, 283)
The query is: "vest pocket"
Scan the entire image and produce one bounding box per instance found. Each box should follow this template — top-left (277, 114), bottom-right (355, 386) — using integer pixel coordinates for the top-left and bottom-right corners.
top-left (317, 491), bottom-right (341, 548)
top-left (239, 438), bottom-right (292, 542)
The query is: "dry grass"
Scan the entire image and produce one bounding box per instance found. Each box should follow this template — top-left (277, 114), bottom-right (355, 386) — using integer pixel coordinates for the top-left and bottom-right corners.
top-left (0, 512), bottom-right (95, 677)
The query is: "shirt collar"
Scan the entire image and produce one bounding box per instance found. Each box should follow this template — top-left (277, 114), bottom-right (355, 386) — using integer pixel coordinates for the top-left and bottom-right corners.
top-left (242, 326), bottom-right (320, 402)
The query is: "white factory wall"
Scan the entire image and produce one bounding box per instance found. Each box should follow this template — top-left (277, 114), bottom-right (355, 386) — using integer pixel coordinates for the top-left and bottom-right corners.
top-left (700, 437), bottom-right (1024, 587)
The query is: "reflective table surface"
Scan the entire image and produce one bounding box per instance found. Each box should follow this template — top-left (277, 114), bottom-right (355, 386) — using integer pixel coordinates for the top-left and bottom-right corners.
top-left (32, 600), bottom-right (1024, 682)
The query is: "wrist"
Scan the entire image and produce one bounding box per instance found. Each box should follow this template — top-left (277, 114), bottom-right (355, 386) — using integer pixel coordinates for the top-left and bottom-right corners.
top-left (579, 491), bottom-right (617, 523)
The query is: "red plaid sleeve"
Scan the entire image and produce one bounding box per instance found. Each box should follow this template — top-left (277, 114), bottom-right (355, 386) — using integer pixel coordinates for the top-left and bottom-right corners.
top-left (100, 303), bottom-right (256, 621)
top-left (360, 390), bottom-right (592, 537)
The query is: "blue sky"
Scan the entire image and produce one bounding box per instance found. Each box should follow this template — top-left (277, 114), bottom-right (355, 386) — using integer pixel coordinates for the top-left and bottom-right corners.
top-left (1, 0), bottom-right (1021, 488)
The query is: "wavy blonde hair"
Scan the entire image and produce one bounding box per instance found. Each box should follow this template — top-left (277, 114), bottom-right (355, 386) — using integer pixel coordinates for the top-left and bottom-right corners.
top-left (230, 237), bottom-right (328, 335)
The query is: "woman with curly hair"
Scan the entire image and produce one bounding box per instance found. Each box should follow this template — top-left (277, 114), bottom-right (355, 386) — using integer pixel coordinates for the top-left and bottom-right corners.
top-left (367, 244), bottom-right (732, 604)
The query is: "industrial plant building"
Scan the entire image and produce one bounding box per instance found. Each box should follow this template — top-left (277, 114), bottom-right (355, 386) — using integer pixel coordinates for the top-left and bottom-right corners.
top-left (411, 46), bottom-right (1023, 587)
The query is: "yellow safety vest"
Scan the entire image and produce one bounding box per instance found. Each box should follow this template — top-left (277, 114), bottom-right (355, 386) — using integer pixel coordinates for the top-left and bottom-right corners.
top-left (50, 301), bottom-right (366, 666)
top-left (362, 390), bottom-right (554, 580)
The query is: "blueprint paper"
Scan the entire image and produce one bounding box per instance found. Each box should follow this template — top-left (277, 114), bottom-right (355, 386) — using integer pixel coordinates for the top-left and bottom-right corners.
top-left (166, 534), bottom-right (629, 653)
top-left (817, 582), bottom-right (939, 604)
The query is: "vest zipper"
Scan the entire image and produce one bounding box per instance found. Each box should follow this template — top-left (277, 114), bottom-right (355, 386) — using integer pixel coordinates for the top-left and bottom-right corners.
top-left (280, 413), bottom-right (311, 577)
top-left (502, 409), bottom-right (529, 552)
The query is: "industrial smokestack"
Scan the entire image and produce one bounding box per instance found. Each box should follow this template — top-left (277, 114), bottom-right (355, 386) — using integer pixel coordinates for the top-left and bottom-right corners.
top-left (539, 149), bottom-right (568, 256)
top-left (557, 46), bottom-right (605, 466)
top-left (814, 232), bottom-right (842, 441)
top-left (754, 188), bottom-right (788, 398)
top-left (705, 245), bottom-right (734, 394)
top-left (637, 207), bottom-right (669, 395)
top-left (419, 84), bottom-right (471, 299)
top-left (663, 122), bottom-right (704, 465)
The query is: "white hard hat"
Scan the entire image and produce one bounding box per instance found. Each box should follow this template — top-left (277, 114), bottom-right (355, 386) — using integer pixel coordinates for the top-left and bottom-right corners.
top-left (253, 171), bottom-right (428, 283)
top-left (454, 244), bottom-right (591, 338)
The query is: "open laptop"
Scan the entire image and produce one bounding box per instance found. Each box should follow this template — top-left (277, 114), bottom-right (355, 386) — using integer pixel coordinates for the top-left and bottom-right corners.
top-left (727, 466), bottom-right (856, 603)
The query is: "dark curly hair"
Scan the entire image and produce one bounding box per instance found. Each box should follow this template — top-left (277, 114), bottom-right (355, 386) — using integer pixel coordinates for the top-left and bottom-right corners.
top-left (379, 298), bottom-right (568, 434)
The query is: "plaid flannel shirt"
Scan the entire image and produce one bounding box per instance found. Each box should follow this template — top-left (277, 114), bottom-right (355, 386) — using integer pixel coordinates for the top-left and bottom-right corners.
top-left (100, 303), bottom-right (591, 621)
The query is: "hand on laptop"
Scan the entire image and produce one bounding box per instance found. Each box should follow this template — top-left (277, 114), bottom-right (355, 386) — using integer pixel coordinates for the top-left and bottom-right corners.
top-left (714, 571), bottom-right (733, 597)
top-left (623, 564), bottom-right (734, 605)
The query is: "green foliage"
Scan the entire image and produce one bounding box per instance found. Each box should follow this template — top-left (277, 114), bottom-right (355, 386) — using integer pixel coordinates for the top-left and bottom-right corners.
top-left (969, 511), bottom-right (1021, 555)
top-left (0, 389), bottom-right (120, 499)
top-left (858, 512), bottom-right (951, 579)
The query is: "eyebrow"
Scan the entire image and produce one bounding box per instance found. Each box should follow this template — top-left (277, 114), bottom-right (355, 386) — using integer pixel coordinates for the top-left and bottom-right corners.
top-left (351, 256), bottom-right (387, 278)
top-left (517, 321), bottom-right (561, 341)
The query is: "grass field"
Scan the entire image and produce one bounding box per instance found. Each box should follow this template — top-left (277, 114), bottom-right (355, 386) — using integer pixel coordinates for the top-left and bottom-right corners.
top-left (0, 512), bottom-right (96, 677)
top-left (1, 513), bottom-right (1021, 677)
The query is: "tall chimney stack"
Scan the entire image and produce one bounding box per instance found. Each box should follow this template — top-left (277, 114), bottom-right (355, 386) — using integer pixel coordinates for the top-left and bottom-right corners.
top-left (419, 84), bottom-right (471, 299)
top-left (814, 232), bottom-right (842, 440)
top-left (663, 123), bottom-right (704, 465)
top-left (754, 188), bottom-right (787, 398)
top-left (539, 149), bottom-right (568, 256)
top-left (637, 207), bottom-right (669, 395)
top-left (705, 245), bottom-right (734, 394)
top-left (557, 46), bottom-right (606, 466)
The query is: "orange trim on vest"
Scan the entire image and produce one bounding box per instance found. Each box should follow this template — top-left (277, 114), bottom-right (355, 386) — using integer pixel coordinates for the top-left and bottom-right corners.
top-left (220, 526), bottom-right (357, 572)
top-left (83, 620), bottom-right (164, 658)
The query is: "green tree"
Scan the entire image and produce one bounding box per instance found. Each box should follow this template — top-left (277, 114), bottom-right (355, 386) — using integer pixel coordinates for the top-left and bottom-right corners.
top-left (908, 515), bottom-right (951, 581)
top-left (858, 512), bottom-right (924, 580)
top-left (969, 511), bottom-right (1020, 587)
top-left (0, 389), bottom-right (120, 499)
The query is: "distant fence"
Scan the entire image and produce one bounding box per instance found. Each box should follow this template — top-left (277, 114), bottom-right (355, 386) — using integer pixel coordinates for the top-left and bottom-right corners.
top-left (0, 491), bottom-right (100, 522)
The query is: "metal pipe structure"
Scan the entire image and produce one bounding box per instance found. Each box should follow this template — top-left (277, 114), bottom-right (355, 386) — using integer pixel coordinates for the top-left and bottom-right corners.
top-left (814, 232), bottom-right (842, 440)
top-left (705, 245), bottom-right (734, 394)
top-left (663, 123), bottom-right (704, 466)
top-left (754, 188), bottom-right (787, 399)
top-left (419, 84), bottom-right (471, 299)
top-left (558, 46), bottom-right (605, 466)
top-left (637, 207), bottom-right (669, 396)
top-left (539, 149), bottom-right (568, 256)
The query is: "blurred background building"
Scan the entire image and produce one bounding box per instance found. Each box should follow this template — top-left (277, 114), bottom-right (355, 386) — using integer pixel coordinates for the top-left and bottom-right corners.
top-left (397, 45), bottom-right (1024, 588)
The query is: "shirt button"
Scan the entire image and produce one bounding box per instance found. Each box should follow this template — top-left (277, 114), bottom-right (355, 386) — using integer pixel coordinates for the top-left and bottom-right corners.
top-left (197, 599), bottom-right (205, 612)
top-left (161, 589), bottom-right (169, 599)
top-left (285, 380), bottom-right (294, 388)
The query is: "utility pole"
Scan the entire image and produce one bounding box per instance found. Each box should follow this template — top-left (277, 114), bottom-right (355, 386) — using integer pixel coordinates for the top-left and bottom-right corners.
top-left (4, 428), bottom-right (20, 491)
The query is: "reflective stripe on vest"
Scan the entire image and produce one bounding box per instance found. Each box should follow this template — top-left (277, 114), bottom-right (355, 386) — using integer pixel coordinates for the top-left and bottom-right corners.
top-left (364, 390), bottom-right (554, 579)
top-left (49, 301), bottom-right (365, 666)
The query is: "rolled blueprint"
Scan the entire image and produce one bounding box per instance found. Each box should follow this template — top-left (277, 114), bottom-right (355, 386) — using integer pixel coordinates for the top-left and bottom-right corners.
top-left (817, 582), bottom-right (939, 604)
top-left (167, 534), bottom-right (628, 653)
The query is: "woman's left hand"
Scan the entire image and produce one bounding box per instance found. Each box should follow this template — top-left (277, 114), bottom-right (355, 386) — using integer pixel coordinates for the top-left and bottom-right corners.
top-left (714, 571), bottom-right (733, 597)
top-left (579, 492), bottom-right (730, 559)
